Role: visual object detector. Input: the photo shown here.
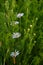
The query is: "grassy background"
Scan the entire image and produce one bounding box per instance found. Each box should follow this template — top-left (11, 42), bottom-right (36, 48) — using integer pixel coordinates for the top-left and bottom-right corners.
top-left (0, 0), bottom-right (43, 65)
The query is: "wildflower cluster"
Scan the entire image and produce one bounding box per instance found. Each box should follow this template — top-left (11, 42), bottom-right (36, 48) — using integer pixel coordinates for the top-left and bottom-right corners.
top-left (10, 13), bottom-right (24, 58)
top-left (0, 0), bottom-right (43, 65)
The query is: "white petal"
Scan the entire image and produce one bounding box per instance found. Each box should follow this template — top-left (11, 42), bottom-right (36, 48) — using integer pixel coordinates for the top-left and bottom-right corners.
top-left (10, 50), bottom-right (20, 57)
top-left (12, 32), bottom-right (21, 38)
top-left (14, 51), bottom-right (19, 57)
top-left (16, 51), bottom-right (19, 56)
top-left (10, 21), bottom-right (19, 25)
top-left (17, 13), bottom-right (24, 18)
top-left (15, 21), bottom-right (19, 24)
top-left (10, 52), bottom-right (14, 57)
top-left (13, 50), bottom-right (17, 57)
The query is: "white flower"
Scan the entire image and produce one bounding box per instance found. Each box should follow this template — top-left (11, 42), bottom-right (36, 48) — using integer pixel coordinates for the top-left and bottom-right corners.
top-left (10, 52), bottom-right (14, 57)
top-left (10, 21), bottom-right (19, 25)
top-left (15, 50), bottom-right (19, 57)
top-left (17, 13), bottom-right (24, 18)
top-left (12, 32), bottom-right (21, 38)
top-left (10, 50), bottom-right (19, 57)
top-left (14, 21), bottom-right (19, 24)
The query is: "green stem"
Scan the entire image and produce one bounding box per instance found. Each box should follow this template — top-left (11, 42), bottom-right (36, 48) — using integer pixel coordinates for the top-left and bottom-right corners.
top-left (3, 48), bottom-right (10, 65)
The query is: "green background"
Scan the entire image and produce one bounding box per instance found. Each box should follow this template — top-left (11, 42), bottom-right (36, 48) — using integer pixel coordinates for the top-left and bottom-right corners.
top-left (0, 0), bottom-right (43, 65)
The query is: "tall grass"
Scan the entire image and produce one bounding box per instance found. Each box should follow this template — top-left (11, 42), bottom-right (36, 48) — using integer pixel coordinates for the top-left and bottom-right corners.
top-left (0, 0), bottom-right (43, 65)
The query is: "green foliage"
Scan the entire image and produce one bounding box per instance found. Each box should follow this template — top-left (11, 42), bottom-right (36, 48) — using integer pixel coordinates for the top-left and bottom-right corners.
top-left (0, 0), bottom-right (43, 65)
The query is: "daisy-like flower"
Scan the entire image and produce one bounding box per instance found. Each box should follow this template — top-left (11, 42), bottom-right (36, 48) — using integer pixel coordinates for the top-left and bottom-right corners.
top-left (17, 13), bottom-right (24, 18)
top-left (12, 32), bottom-right (21, 38)
top-left (10, 50), bottom-right (19, 57)
top-left (10, 21), bottom-right (19, 25)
